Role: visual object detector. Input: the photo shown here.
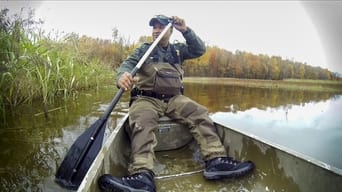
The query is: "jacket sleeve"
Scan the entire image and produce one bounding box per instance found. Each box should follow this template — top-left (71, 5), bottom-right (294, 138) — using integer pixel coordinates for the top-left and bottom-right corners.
top-left (116, 43), bottom-right (150, 86)
top-left (176, 27), bottom-right (206, 60)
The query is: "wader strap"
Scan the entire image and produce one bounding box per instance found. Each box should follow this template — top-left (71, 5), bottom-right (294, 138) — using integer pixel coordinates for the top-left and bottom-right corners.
top-left (137, 89), bottom-right (177, 102)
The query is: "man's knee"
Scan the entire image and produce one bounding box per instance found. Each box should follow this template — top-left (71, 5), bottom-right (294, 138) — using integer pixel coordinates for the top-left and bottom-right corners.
top-left (179, 101), bottom-right (207, 118)
top-left (130, 109), bottom-right (158, 124)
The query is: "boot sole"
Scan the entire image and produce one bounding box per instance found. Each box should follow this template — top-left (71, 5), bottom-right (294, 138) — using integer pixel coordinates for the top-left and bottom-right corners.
top-left (101, 180), bottom-right (150, 192)
top-left (99, 177), bottom-right (151, 192)
top-left (203, 166), bottom-right (253, 180)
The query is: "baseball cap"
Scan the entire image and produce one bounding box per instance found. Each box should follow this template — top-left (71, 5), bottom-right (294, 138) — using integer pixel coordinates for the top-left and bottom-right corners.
top-left (149, 15), bottom-right (172, 26)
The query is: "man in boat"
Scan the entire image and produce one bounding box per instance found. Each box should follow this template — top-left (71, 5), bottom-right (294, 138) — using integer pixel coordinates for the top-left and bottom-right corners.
top-left (98, 15), bottom-right (254, 192)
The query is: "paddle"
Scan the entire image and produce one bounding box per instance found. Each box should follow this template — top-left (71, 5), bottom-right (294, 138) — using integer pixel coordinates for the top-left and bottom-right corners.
top-left (55, 20), bottom-right (173, 190)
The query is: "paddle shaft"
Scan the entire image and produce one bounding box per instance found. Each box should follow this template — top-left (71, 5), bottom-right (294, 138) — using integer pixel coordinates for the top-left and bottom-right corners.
top-left (102, 21), bottom-right (173, 120)
top-left (66, 22), bottom-right (173, 182)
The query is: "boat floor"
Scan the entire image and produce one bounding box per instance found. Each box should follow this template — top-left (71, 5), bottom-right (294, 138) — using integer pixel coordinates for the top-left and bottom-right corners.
top-left (153, 141), bottom-right (256, 191)
top-left (105, 139), bottom-right (257, 191)
top-left (77, 115), bottom-right (342, 192)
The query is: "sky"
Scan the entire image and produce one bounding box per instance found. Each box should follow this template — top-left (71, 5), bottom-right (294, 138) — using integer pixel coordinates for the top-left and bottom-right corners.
top-left (2, 1), bottom-right (342, 74)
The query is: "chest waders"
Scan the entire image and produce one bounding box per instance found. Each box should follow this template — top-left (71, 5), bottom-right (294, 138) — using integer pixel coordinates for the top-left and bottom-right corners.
top-left (127, 35), bottom-right (226, 175)
top-left (130, 43), bottom-right (184, 104)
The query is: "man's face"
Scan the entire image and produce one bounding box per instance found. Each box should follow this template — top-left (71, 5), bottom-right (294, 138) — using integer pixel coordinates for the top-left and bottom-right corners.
top-left (152, 22), bottom-right (172, 44)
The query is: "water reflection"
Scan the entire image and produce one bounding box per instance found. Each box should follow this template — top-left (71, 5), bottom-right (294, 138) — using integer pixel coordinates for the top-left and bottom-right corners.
top-left (183, 83), bottom-right (342, 170)
top-left (0, 85), bottom-right (122, 191)
top-left (184, 83), bottom-right (337, 113)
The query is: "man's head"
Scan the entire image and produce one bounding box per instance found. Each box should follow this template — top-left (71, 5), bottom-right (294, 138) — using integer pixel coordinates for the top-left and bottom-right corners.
top-left (149, 15), bottom-right (173, 47)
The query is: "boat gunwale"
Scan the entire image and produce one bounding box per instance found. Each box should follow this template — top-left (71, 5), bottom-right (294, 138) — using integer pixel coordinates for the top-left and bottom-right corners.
top-left (212, 115), bottom-right (342, 177)
top-left (77, 114), bottom-right (129, 192)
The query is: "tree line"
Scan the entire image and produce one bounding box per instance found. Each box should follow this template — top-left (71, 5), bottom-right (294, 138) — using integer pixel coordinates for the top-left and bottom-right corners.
top-left (60, 35), bottom-right (340, 81)
top-left (183, 46), bottom-right (339, 80)
top-left (55, 31), bottom-right (340, 81)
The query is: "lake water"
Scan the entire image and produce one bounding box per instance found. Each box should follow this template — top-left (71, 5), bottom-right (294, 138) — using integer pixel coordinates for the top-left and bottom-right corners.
top-left (0, 81), bottom-right (341, 191)
top-left (184, 83), bottom-right (342, 170)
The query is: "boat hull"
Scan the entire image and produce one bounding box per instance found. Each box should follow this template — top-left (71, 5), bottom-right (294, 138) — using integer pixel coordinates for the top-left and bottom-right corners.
top-left (76, 114), bottom-right (342, 192)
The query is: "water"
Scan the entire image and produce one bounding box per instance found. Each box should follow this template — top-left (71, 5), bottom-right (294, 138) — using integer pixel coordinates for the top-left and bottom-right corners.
top-left (0, 81), bottom-right (341, 191)
top-left (211, 98), bottom-right (342, 169)
top-left (186, 83), bottom-right (342, 170)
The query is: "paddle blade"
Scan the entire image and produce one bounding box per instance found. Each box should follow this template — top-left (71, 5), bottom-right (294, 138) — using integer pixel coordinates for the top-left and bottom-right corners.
top-left (55, 119), bottom-right (106, 190)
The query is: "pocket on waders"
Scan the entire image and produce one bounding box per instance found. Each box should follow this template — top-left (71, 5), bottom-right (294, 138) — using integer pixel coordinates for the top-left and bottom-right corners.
top-left (153, 68), bottom-right (182, 95)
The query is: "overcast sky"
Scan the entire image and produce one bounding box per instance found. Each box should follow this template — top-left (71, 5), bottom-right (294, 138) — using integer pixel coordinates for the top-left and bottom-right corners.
top-left (2, 1), bottom-right (341, 74)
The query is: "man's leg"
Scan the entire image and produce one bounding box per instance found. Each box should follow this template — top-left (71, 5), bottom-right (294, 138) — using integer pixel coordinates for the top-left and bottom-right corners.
top-left (127, 97), bottom-right (162, 174)
top-left (166, 95), bottom-right (254, 180)
top-left (99, 97), bottom-right (165, 192)
top-left (166, 95), bottom-right (227, 159)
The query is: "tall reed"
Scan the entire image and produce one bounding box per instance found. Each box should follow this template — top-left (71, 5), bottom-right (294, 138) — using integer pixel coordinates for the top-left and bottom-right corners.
top-left (0, 8), bottom-right (113, 120)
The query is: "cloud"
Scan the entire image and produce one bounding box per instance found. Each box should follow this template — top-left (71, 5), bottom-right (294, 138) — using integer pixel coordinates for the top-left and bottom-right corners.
top-left (1, 1), bottom-right (42, 14)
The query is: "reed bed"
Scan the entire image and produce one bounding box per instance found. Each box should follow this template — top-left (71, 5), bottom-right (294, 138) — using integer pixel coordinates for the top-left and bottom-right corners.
top-left (0, 8), bottom-right (113, 119)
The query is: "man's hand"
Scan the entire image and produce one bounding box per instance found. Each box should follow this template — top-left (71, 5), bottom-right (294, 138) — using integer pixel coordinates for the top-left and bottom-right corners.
top-left (118, 72), bottom-right (139, 91)
top-left (172, 16), bottom-right (187, 33)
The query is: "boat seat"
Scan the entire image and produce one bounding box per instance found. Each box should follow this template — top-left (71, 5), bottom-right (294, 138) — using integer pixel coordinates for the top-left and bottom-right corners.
top-left (154, 116), bottom-right (193, 151)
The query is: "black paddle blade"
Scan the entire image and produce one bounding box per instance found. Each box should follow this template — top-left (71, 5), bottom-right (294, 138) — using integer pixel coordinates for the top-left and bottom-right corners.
top-left (55, 119), bottom-right (106, 190)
